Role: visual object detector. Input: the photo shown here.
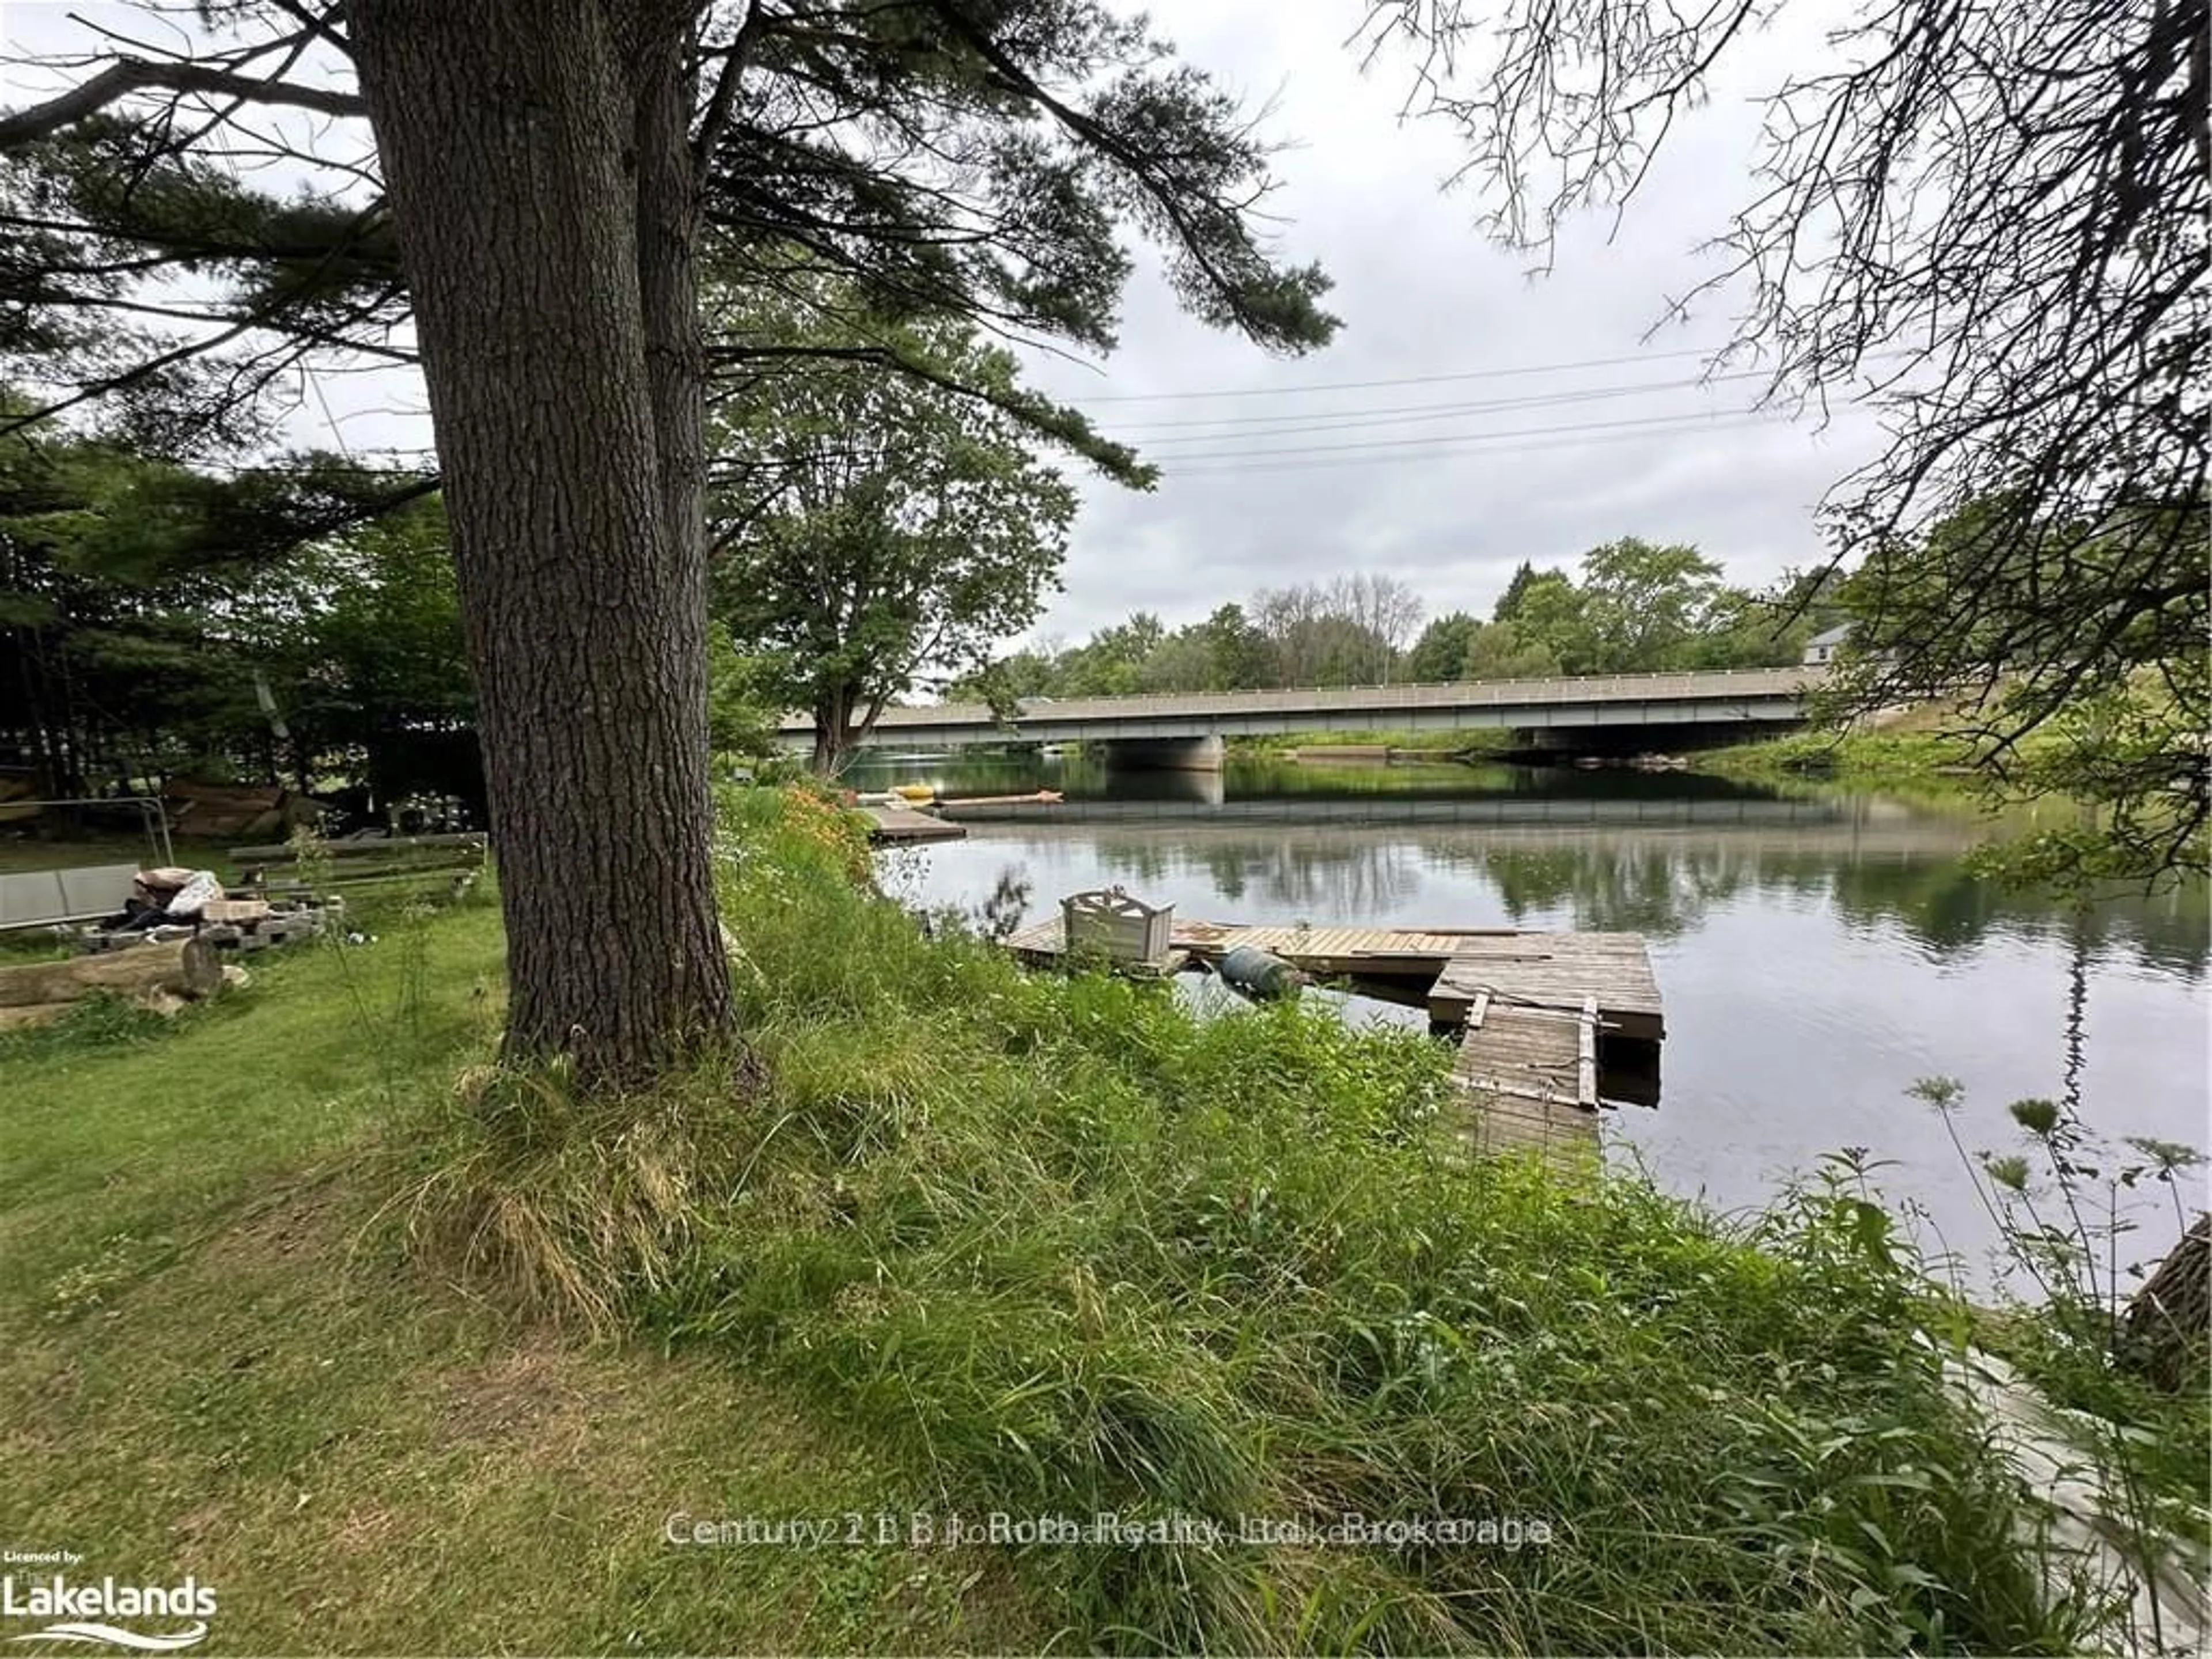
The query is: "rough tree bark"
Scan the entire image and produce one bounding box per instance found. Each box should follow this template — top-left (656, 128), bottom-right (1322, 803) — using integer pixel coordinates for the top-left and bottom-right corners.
top-left (810, 688), bottom-right (855, 778)
top-left (350, 0), bottom-right (733, 1084)
top-left (2120, 1214), bottom-right (2210, 1393)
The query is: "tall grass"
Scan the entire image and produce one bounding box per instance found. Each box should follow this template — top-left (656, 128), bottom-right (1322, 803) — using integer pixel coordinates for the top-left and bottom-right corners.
top-left (1918, 1073), bottom-right (2210, 1648)
top-left (387, 782), bottom-right (2106, 1654)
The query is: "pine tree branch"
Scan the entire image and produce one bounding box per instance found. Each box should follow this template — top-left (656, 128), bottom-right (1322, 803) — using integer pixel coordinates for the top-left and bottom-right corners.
top-left (0, 58), bottom-right (365, 148)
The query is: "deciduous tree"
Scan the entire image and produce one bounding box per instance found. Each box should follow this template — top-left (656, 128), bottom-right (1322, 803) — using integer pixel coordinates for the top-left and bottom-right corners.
top-left (711, 312), bottom-right (1076, 775)
top-left (0, 2), bottom-right (1336, 1081)
top-left (1576, 539), bottom-right (1724, 673)
top-left (1365, 0), bottom-right (2206, 880)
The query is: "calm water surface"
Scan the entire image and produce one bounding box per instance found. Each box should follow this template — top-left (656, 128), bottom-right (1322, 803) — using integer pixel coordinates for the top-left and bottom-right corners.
top-left (856, 753), bottom-right (2211, 1279)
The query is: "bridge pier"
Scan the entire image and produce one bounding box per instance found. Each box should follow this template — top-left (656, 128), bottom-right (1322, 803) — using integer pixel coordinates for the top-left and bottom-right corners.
top-left (1104, 734), bottom-right (1225, 773)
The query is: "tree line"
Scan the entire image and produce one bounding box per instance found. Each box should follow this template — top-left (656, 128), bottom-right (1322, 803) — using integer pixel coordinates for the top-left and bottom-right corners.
top-left (0, 422), bottom-right (474, 813)
top-left (0, 0), bottom-right (2198, 1084)
top-left (1, 299), bottom-right (1077, 804)
top-left (957, 541), bottom-right (1839, 706)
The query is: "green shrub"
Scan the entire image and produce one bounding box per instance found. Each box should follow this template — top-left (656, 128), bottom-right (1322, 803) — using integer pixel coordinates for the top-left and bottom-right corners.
top-left (387, 782), bottom-right (2104, 1654)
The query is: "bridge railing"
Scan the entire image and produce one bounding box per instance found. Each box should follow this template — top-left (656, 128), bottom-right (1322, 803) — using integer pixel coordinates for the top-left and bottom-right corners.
top-left (775, 665), bottom-right (1826, 732)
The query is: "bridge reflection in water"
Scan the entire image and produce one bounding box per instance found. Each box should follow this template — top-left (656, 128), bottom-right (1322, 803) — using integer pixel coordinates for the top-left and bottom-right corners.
top-left (942, 790), bottom-right (1886, 830)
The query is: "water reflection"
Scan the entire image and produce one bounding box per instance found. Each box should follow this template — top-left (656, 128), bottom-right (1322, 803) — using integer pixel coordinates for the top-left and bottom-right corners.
top-left (877, 752), bottom-right (2210, 1275)
top-left (994, 823), bottom-right (2209, 976)
top-left (855, 751), bottom-right (2210, 971)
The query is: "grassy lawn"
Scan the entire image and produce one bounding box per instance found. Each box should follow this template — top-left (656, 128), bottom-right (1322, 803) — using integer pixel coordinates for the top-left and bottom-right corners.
top-left (0, 792), bottom-right (2176, 1653)
top-left (0, 903), bottom-right (1043, 1654)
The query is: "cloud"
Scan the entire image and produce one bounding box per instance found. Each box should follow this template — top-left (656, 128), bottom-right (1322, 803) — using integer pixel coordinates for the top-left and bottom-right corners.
top-left (1015, 0), bottom-right (1888, 642)
top-left (2, 0), bottom-right (1888, 647)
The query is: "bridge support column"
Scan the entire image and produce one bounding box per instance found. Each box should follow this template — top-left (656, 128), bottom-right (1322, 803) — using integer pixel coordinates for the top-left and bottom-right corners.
top-left (1104, 734), bottom-right (1225, 772)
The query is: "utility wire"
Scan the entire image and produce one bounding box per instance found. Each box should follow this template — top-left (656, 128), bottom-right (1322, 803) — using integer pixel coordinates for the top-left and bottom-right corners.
top-left (1070, 346), bottom-right (1728, 403)
top-left (1159, 413), bottom-right (1800, 476)
top-left (1149, 406), bottom-right (1784, 466)
top-left (1115, 372), bottom-right (1771, 445)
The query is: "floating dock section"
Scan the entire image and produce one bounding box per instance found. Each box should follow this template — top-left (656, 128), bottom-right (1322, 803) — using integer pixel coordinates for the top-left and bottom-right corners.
top-left (1003, 915), bottom-right (1662, 1168)
top-left (858, 802), bottom-right (967, 844)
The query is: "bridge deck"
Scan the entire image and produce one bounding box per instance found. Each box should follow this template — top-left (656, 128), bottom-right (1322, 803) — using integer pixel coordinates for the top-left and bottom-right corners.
top-left (785, 666), bottom-right (1823, 748)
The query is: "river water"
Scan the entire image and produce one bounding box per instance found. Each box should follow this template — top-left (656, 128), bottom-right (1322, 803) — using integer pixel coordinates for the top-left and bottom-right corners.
top-left (853, 752), bottom-right (2210, 1283)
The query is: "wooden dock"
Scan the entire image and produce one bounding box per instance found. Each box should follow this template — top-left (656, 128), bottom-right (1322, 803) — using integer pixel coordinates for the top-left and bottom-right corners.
top-left (1450, 994), bottom-right (1603, 1165)
top-left (1430, 933), bottom-right (1662, 1041)
top-left (859, 802), bottom-right (967, 844)
top-left (1007, 916), bottom-right (1517, 986)
top-left (1002, 914), bottom-right (1658, 1166)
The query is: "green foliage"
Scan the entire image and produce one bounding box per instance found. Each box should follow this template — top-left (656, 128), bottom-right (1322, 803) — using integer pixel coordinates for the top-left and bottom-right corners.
top-left (1958, 664), bottom-right (2210, 890)
top-left (1577, 538), bottom-right (1726, 671)
top-left (704, 620), bottom-right (785, 761)
top-left (1406, 609), bottom-right (1480, 681)
top-left (1492, 559), bottom-right (1542, 623)
top-left (1839, 499), bottom-right (2208, 888)
top-left (1407, 610), bottom-right (1560, 681)
top-left (969, 544), bottom-right (1810, 702)
top-left (710, 298), bottom-right (1077, 774)
top-left (1056, 611), bottom-right (1167, 696)
top-left (1504, 566), bottom-right (1595, 671)
top-left (1919, 1077), bottom-right (2211, 1565)
top-left (0, 412), bottom-right (467, 798)
top-left (1195, 603), bottom-right (1274, 691)
top-left (388, 786), bottom-right (2105, 1656)
top-left (3, 7), bottom-right (1339, 444)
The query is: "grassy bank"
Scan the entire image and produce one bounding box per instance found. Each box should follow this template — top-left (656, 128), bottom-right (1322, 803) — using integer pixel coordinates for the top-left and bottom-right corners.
top-left (1228, 728), bottom-right (1513, 759)
top-left (1699, 726), bottom-right (1980, 791)
top-left (0, 892), bottom-right (1040, 1653)
top-left (0, 793), bottom-right (2179, 1652)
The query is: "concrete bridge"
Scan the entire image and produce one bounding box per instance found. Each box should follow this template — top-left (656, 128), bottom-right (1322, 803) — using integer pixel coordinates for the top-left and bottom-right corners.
top-left (779, 667), bottom-right (1825, 768)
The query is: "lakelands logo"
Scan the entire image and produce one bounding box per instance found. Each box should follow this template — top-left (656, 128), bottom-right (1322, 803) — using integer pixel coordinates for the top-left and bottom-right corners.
top-left (0, 1566), bottom-right (215, 1652)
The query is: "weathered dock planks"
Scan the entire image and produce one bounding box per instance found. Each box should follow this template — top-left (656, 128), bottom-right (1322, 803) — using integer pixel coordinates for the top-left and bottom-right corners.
top-left (1005, 915), bottom-right (1519, 978)
top-left (859, 802), bottom-right (967, 844)
top-left (1001, 911), bottom-right (1659, 1167)
top-left (1430, 933), bottom-right (1662, 1041)
top-left (1448, 999), bottom-right (1603, 1168)
top-left (1009, 916), bottom-right (1659, 1041)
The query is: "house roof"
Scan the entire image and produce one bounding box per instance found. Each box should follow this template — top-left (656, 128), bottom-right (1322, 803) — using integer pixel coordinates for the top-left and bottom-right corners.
top-left (1806, 623), bottom-right (1853, 648)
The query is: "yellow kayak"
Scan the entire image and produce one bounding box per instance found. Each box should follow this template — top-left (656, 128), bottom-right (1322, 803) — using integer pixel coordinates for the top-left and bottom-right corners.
top-left (892, 782), bottom-right (936, 802)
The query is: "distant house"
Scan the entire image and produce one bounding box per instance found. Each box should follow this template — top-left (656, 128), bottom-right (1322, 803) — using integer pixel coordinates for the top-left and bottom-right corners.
top-left (1802, 623), bottom-right (1853, 667)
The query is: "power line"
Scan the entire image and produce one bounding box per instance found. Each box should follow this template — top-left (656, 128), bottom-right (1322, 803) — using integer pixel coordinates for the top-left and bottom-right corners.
top-left (1115, 372), bottom-right (1772, 445)
top-left (1070, 346), bottom-right (1728, 403)
top-left (1148, 406), bottom-right (1785, 466)
top-left (1161, 418), bottom-right (1797, 477)
top-left (1102, 371), bottom-right (1768, 437)
top-left (1158, 413), bottom-right (1801, 476)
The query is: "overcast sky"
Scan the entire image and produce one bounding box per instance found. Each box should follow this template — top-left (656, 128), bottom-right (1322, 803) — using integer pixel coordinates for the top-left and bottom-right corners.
top-left (1012, 2), bottom-right (1889, 645)
top-left (2, 0), bottom-right (1889, 648)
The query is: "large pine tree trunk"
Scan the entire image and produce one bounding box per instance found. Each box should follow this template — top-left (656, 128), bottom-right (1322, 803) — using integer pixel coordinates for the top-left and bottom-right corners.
top-left (351, 0), bottom-right (733, 1085)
